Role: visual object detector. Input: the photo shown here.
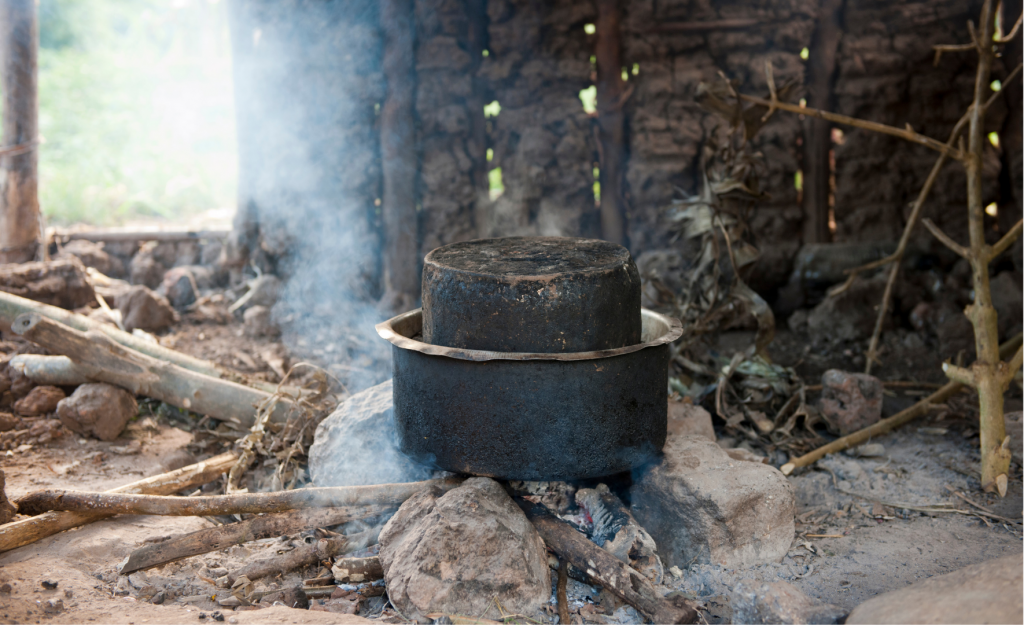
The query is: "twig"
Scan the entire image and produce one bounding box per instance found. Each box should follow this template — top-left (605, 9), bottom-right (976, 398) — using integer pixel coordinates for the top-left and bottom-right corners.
top-left (0, 451), bottom-right (238, 553)
top-left (117, 506), bottom-right (390, 575)
top-left (16, 477), bottom-right (463, 517)
top-left (944, 485), bottom-right (1022, 524)
top-left (781, 333), bottom-right (1022, 474)
top-left (922, 218), bottom-right (970, 258)
top-left (557, 559), bottom-right (570, 625)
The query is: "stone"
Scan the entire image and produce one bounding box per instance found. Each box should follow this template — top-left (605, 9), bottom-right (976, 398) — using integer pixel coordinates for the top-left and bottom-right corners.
top-left (160, 266), bottom-right (215, 309)
top-left (58, 240), bottom-right (125, 278)
top-left (308, 380), bottom-right (433, 487)
top-left (379, 477), bottom-right (550, 621)
top-left (667, 400), bottom-right (716, 441)
top-left (57, 383), bottom-right (138, 441)
top-left (1005, 411), bottom-right (1022, 465)
top-left (14, 385), bottom-right (66, 416)
top-left (129, 244), bottom-right (167, 289)
top-left (732, 579), bottom-right (844, 624)
top-left (630, 435), bottom-right (795, 569)
top-left (0, 412), bottom-right (19, 432)
top-left (819, 370), bottom-right (883, 436)
top-left (806, 276), bottom-right (886, 343)
top-left (846, 553), bottom-right (1022, 624)
top-left (0, 468), bottom-right (16, 524)
top-left (243, 305), bottom-right (278, 337)
top-left (115, 285), bottom-right (178, 333)
top-left (0, 258), bottom-right (96, 310)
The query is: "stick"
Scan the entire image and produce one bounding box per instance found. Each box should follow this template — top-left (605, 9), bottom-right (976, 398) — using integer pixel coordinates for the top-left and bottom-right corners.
top-left (15, 477), bottom-right (464, 517)
top-left (944, 485), bottom-right (1022, 524)
top-left (0, 290), bottom-right (277, 392)
top-left (331, 555), bottom-right (384, 583)
top-left (55, 228), bottom-right (229, 243)
top-left (557, 558), bottom-right (570, 624)
top-left (0, 451), bottom-right (237, 553)
top-left (8, 354), bottom-right (89, 386)
top-left (782, 333), bottom-right (1023, 475)
top-left (10, 312), bottom-right (293, 427)
top-left (518, 500), bottom-right (697, 624)
top-left (225, 528), bottom-right (380, 587)
top-left (117, 506), bottom-right (391, 575)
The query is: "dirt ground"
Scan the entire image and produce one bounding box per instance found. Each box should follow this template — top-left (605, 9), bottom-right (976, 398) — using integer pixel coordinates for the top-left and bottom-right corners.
top-left (1, 310), bottom-right (1022, 624)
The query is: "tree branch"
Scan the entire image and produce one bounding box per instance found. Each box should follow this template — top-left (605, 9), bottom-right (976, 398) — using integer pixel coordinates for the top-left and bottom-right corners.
top-left (986, 219), bottom-right (1023, 262)
top-left (922, 218), bottom-right (971, 258)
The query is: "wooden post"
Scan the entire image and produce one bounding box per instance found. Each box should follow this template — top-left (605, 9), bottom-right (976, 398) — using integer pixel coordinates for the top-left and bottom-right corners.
top-left (380, 0), bottom-right (418, 305)
top-left (0, 0), bottom-right (40, 263)
top-left (595, 0), bottom-right (627, 246)
top-left (467, 0), bottom-right (490, 238)
top-left (801, 0), bottom-right (844, 244)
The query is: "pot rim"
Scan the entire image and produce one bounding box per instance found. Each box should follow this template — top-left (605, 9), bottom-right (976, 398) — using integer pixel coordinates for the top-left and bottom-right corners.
top-left (375, 307), bottom-right (683, 362)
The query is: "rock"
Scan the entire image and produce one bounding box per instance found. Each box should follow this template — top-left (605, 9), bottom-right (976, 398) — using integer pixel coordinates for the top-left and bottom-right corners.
top-left (57, 383), bottom-right (138, 441)
top-left (243, 305), bottom-right (278, 337)
top-left (257, 585), bottom-right (308, 609)
top-left (115, 285), bottom-right (178, 333)
top-left (806, 276), bottom-right (886, 343)
top-left (58, 240), bottom-right (125, 277)
top-left (0, 468), bottom-right (16, 524)
top-left (308, 379), bottom-right (433, 487)
top-left (161, 266), bottom-right (215, 309)
top-left (379, 477), bottom-right (550, 621)
top-left (630, 435), bottom-right (795, 569)
top-left (732, 579), bottom-right (844, 624)
top-left (1006, 411), bottom-right (1022, 465)
top-left (786, 309), bottom-right (809, 333)
top-left (14, 385), bottom-right (66, 416)
top-left (129, 243), bottom-right (168, 289)
top-left (0, 258), bottom-right (96, 310)
top-left (846, 553), bottom-right (1022, 624)
top-left (819, 370), bottom-right (883, 436)
top-left (667, 400), bottom-right (715, 441)
top-left (0, 412), bottom-right (19, 432)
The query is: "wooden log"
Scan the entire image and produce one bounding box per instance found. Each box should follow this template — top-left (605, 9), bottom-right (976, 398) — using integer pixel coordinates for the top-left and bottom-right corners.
top-left (519, 500), bottom-right (697, 624)
top-left (801, 0), bottom-right (844, 244)
top-left (0, 289), bottom-right (265, 389)
top-left (595, 0), bottom-right (628, 246)
top-left (56, 229), bottom-right (229, 243)
top-left (0, 0), bottom-right (40, 263)
top-left (0, 451), bottom-right (237, 554)
top-left (10, 312), bottom-right (293, 426)
top-left (8, 354), bottom-right (90, 386)
top-left (380, 0), bottom-right (419, 306)
top-left (16, 477), bottom-right (464, 517)
top-left (227, 536), bottom-right (347, 587)
top-left (0, 258), bottom-right (94, 309)
top-left (118, 506), bottom-right (391, 575)
top-left (331, 555), bottom-right (383, 583)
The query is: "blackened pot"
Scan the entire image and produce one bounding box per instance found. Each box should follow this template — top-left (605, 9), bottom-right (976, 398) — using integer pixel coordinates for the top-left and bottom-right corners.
top-left (376, 308), bottom-right (683, 481)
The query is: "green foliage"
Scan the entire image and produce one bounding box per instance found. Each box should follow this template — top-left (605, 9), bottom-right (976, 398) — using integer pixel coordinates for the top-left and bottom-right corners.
top-left (37, 0), bottom-right (236, 225)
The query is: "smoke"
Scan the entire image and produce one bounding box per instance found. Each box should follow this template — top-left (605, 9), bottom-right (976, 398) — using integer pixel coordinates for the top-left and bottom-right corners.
top-left (227, 0), bottom-right (392, 391)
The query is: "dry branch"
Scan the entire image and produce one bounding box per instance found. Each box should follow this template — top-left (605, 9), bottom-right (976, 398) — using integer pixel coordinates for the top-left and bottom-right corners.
top-left (118, 506), bottom-right (391, 575)
top-left (229, 536), bottom-right (347, 586)
top-left (9, 312), bottom-right (293, 427)
top-left (0, 451), bottom-right (237, 553)
top-left (782, 332), bottom-right (1023, 475)
top-left (16, 477), bottom-right (464, 517)
top-left (0, 290), bottom-right (271, 390)
top-left (519, 500), bottom-right (698, 624)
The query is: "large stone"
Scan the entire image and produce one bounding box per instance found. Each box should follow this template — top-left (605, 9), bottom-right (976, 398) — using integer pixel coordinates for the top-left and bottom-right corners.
top-left (115, 285), bottom-right (178, 333)
top-left (57, 383), bottom-right (138, 441)
top-left (160, 266), bottom-right (215, 309)
top-left (846, 553), bottom-right (1022, 624)
top-left (379, 477), bottom-right (550, 621)
top-left (630, 435), bottom-right (795, 569)
top-left (819, 370), bottom-right (883, 436)
top-left (308, 380), bottom-right (433, 487)
top-left (14, 385), bottom-right (66, 416)
top-left (731, 579), bottom-right (844, 624)
top-left (667, 400), bottom-right (715, 441)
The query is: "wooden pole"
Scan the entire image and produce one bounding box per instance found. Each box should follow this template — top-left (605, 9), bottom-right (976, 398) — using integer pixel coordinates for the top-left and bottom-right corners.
top-left (0, 451), bottom-right (238, 554)
top-left (595, 0), bottom-right (627, 246)
top-left (0, 0), bottom-right (40, 263)
top-left (801, 0), bottom-right (844, 244)
top-left (380, 0), bottom-right (418, 306)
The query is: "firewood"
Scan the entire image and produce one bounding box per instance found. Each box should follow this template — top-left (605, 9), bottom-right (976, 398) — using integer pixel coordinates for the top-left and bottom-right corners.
top-left (0, 258), bottom-right (94, 309)
top-left (8, 354), bottom-right (89, 386)
top-left (331, 555), bottom-right (383, 583)
top-left (225, 536), bottom-right (346, 587)
top-left (9, 312), bottom-right (293, 427)
top-left (518, 500), bottom-right (698, 624)
top-left (0, 290), bottom-right (280, 393)
top-left (16, 477), bottom-right (464, 517)
top-left (118, 505), bottom-right (391, 575)
top-left (0, 451), bottom-right (237, 553)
